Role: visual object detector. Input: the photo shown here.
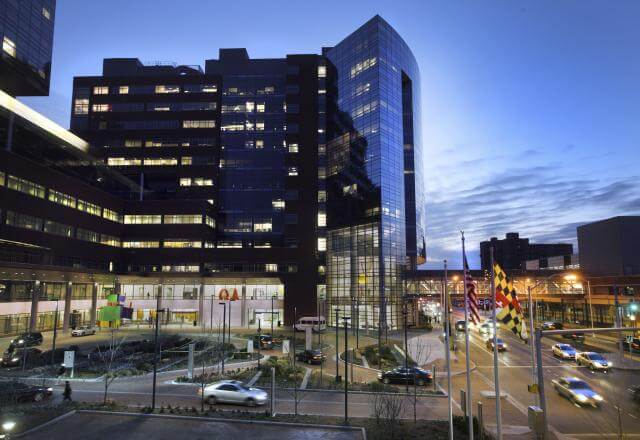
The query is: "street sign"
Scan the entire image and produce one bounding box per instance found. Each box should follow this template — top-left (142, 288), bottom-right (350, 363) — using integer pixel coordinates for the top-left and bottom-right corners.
top-left (282, 340), bottom-right (290, 354)
top-left (63, 351), bottom-right (75, 378)
top-left (528, 383), bottom-right (539, 393)
top-left (247, 339), bottom-right (254, 353)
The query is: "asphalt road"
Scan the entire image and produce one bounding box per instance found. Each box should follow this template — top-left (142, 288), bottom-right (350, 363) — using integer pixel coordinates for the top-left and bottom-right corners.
top-left (449, 309), bottom-right (640, 439)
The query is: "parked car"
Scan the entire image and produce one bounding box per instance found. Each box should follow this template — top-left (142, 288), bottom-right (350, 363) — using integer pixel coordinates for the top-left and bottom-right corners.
top-left (296, 349), bottom-right (325, 364)
top-left (552, 376), bottom-right (603, 407)
top-left (562, 332), bottom-right (585, 343)
top-left (0, 381), bottom-right (53, 404)
top-left (552, 343), bottom-right (577, 359)
top-left (542, 322), bottom-right (563, 331)
top-left (378, 367), bottom-right (433, 386)
top-left (455, 320), bottom-right (467, 332)
top-left (621, 337), bottom-right (640, 352)
top-left (199, 380), bottom-right (268, 406)
top-left (576, 352), bottom-right (611, 372)
top-left (10, 332), bottom-right (43, 348)
top-left (1, 348), bottom-right (42, 367)
top-left (486, 338), bottom-right (507, 352)
top-left (252, 335), bottom-right (274, 350)
top-left (71, 326), bottom-right (97, 337)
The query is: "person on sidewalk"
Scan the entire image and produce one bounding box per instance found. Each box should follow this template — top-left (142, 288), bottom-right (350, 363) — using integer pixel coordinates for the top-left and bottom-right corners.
top-left (63, 381), bottom-right (72, 402)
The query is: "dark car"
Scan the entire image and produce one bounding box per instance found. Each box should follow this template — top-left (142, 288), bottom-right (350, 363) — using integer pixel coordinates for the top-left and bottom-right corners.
top-left (0, 381), bottom-right (53, 404)
top-left (296, 349), bottom-right (326, 364)
top-left (486, 338), bottom-right (507, 352)
top-left (455, 320), bottom-right (467, 332)
top-left (629, 384), bottom-right (640, 403)
top-left (621, 337), bottom-right (640, 352)
top-left (562, 332), bottom-right (585, 343)
top-left (10, 332), bottom-right (43, 348)
top-left (253, 335), bottom-right (274, 350)
top-left (542, 322), bottom-right (563, 331)
top-left (378, 367), bottom-right (433, 386)
top-left (1, 347), bottom-right (42, 367)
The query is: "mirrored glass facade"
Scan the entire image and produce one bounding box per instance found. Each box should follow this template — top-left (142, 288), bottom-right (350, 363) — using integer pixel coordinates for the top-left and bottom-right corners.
top-left (325, 16), bottom-right (424, 329)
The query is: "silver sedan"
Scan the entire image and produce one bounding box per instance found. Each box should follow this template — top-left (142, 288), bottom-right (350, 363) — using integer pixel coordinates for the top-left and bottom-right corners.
top-left (200, 380), bottom-right (268, 407)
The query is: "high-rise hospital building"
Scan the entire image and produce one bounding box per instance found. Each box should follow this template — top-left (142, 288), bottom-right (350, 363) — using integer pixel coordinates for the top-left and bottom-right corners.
top-left (0, 6), bottom-right (424, 335)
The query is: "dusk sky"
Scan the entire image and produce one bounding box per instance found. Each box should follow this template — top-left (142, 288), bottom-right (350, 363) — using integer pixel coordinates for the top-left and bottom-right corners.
top-left (22, 0), bottom-right (640, 269)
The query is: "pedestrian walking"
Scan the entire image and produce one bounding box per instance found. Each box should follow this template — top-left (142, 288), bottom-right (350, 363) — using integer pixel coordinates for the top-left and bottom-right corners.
top-left (63, 381), bottom-right (72, 402)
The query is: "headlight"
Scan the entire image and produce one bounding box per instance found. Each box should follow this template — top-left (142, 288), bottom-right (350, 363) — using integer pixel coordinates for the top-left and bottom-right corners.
top-left (502, 343), bottom-right (507, 347)
top-left (11, 357), bottom-right (19, 362)
top-left (607, 361), bottom-right (613, 367)
top-left (577, 394), bottom-right (588, 402)
top-left (593, 394), bottom-right (603, 401)
top-left (47, 387), bottom-right (53, 392)
top-left (18, 339), bottom-right (24, 344)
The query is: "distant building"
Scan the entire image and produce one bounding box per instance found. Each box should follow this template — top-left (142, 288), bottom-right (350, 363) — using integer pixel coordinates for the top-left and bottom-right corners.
top-left (524, 254), bottom-right (579, 271)
top-left (0, 0), bottom-right (55, 96)
top-left (480, 232), bottom-right (573, 271)
top-left (578, 216), bottom-right (640, 276)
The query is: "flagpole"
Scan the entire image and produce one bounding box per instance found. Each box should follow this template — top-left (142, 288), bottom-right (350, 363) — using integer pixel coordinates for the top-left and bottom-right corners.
top-left (490, 247), bottom-right (502, 440)
top-left (461, 232), bottom-right (474, 440)
top-left (444, 259), bottom-right (454, 440)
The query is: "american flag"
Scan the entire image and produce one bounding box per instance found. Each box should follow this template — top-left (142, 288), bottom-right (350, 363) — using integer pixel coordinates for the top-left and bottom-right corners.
top-left (464, 255), bottom-right (481, 324)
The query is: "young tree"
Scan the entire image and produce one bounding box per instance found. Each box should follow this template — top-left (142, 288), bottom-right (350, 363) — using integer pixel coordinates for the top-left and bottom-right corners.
top-left (95, 329), bottom-right (128, 404)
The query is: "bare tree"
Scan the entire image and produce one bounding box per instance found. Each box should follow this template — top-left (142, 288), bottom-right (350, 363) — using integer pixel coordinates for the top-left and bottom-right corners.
top-left (95, 329), bottom-right (128, 404)
top-left (371, 392), bottom-right (406, 439)
top-left (407, 336), bottom-right (432, 423)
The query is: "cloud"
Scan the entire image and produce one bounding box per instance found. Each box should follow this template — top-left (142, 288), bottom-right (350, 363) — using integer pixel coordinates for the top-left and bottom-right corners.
top-left (422, 152), bottom-right (640, 269)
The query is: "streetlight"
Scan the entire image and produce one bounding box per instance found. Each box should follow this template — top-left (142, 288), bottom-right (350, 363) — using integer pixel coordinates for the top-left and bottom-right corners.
top-left (151, 307), bottom-right (166, 412)
top-left (50, 296), bottom-right (60, 366)
top-left (341, 315), bottom-right (351, 424)
top-left (219, 302), bottom-right (226, 374)
top-left (271, 294), bottom-right (277, 335)
top-left (257, 319), bottom-right (262, 368)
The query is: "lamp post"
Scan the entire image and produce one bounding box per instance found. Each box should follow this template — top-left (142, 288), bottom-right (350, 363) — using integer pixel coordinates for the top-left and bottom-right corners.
top-left (342, 315), bottom-right (351, 424)
top-left (219, 302), bottom-right (226, 374)
top-left (50, 296), bottom-right (59, 366)
top-left (257, 319), bottom-right (262, 368)
top-left (151, 305), bottom-right (166, 412)
top-left (271, 294), bottom-right (277, 335)
top-left (334, 307), bottom-right (340, 381)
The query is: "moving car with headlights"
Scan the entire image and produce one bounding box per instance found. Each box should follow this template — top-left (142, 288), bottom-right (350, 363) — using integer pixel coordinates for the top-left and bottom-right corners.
top-left (478, 322), bottom-right (496, 336)
top-left (1, 348), bottom-right (41, 367)
top-left (455, 320), bottom-right (467, 332)
top-left (576, 352), bottom-right (611, 371)
top-left (296, 349), bottom-right (325, 364)
top-left (552, 377), bottom-right (603, 407)
top-left (71, 326), bottom-right (97, 337)
top-left (10, 332), bottom-right (43, 348)
top-left (252, 335), bottom-right (274, 350)
top-left (562, 332), bottom-right (585, 343)
top-left (552, 343), bottom-right (577, 359)
top-left (542, 321), bottom-right (563, 331)
top-left (378, 367), bottom-right (433, 386)
top-left (0, 381), bottom-right (53, 403)
top-left (199, 380), bottom-right (268, 406)
top-left (486, 338), bottom-right (507, 352)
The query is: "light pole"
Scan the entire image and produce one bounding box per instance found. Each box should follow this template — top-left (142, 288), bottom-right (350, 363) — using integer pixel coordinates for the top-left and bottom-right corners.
top-left (50, 296), bottom-right (59, 366)
top-left (342, 315), bottom-right (351, 424)
top-left (257, 319), bottom-right (262, 368)
top-left (219, 302), bottom-right (226, 374)
top-left (334, 307), bottom-right (340, 381)
top-left (271, 294), bottom-right (277, 335)
top-left (151, 306), bottom-right (165, 412)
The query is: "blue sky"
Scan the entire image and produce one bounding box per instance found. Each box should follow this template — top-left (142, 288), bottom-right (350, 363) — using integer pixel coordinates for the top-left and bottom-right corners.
top-left (22, 0), bottom-right (640, 269)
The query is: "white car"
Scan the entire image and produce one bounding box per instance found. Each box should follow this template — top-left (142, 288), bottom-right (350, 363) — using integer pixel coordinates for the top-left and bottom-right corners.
top-left (576, 352), bottom-right (612, 371)
top-left (199, 380), bottom-right (268, 407)
top-left (552, 376), bottom-right (603, 407)
top-left (71, 326), bottom-right (96, 337)
top-left (552, 343), bottom-right (577, 359)
top-left (478, 322), bottom-right (496, 336)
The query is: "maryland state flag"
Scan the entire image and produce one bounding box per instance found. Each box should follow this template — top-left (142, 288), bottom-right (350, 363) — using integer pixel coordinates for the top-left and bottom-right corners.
top-left (494, 263), bottom-right (527, 340)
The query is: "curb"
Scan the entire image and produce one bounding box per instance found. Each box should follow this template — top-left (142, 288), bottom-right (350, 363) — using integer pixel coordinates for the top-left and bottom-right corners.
top-left (14, 409), bottom-right (77, 438)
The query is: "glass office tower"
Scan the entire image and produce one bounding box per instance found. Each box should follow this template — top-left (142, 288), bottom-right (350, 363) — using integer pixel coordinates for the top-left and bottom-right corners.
top-left (325, 15), bottom-right (424, 330)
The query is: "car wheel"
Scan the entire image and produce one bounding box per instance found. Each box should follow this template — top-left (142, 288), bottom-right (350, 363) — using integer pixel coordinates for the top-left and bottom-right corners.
top-left (307, 359), bottom-right (312, 365)
top-left (383, 378), bottom-right (390, 384)
top-left (245, 398), bottom-right (256, 407)
top-left (416, 379), bottom-right (425, 386)
top-left (206, 396), bottom-right (217, 405)
top-left (33, 392), bottom-right (43, 402)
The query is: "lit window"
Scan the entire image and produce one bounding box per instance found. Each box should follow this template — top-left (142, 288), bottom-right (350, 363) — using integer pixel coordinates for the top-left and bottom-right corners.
top-left (318, 190), bottom-right (327, 202)
top-left (318, 238), bottom-right (327, 252)
top-left (266, 264), bottom-right (278, 272)
top-left (119, 86), bottom-right (129, 94)
top-left (272, 199), bottom-right (285, 210)
top-left (318, 89), bottom-right (326, 94)
top-left (179, 178), bottom-right (192, 186)
top-left (221, 123), bottom-right (244, 131)
top-left (318, 66), bottom-right (327, 78)
top-left (74, 99), bottom-right (89, 115)
top-left (2, 37), bottom-right (16, 57)
top-left (256, 103), bottom-right (265, 113)
top-left (288, 167), bottom-right (298, 176)
top-left (350, 57), bottom-right (377, 79)
top-left (123, 241), bottom-right (160, 248)
top-left (164, 240), bottom-right (202, 248)
top-left (124, 215), bottom-right (161, 224)
top-left (155, 85), bottom-right (180, 94)
top-left (288, 143), bottom-right (299, 153)
top-left (103, 208), bottom-right (121, 223)
top-left (256, 121), bottom-right (265, 131)
top-left (254, 221), bottom-right (272, 233)
top-left (92, 104), bottom-right (110, 112)
top-left (77, 199), bottom-right (101, 216)
top-left (107, 157), bottom-right (141, 166)
top-left (7, 175), bottom-right (45, 198)
top-left (183, 120), bottom-right (215, 128)
top-left (164, 215), bottom-right (202, 224)
top-left (181, 156), bottom-right (192, 165)
top-left (124, 139), bottom-right (142, 147)
top-left (93, 86), bottom-right (109, 95)
top-left (48, 189), bottom-right (76, 208)
top-left (318, 167), bottom-right (326, 179)
top-left (42, 7), bottom-right (51, 19)
top-left (100, 234), bottom-right (121, 247)
top-left (245, 101), bottom-right (255, 112)
top-left (144, 157), bottom-right (178, 166)
top-left (318, 212), bottom-right (326, 227)
top-left (255, 139), bottom-right (264, 148)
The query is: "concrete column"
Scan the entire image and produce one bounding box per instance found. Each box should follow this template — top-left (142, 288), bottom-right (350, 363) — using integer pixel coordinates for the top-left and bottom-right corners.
top-left (199, 282), bottom-right (205, 330)
top-left (89, 283), bottom-right (98, 327)
top-left (241, 281), bottom-right (247, 328)
top-left (62, 282), bottom-right (73, 331)
top-left (29, 281), bottom-right (41, 332)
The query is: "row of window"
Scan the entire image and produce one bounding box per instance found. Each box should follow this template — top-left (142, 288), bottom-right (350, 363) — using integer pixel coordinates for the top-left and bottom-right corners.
top-left (123, 214), bottom-right (214, 227)
top-left (75, 100), bottom-right (217, 115)
top-left (91, 84), bottom-right (217, 96)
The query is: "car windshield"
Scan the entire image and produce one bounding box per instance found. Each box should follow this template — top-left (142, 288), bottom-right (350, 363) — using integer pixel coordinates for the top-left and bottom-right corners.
top-left (558, 345), bottom-right (573, 350)
top-left (588, 353), bottom-right (606, 361)
top-left (568, 380), bottom-right (590, 390)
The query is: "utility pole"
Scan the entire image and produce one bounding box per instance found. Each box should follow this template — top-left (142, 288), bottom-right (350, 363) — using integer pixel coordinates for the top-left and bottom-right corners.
top-left (51, 298), bottom-right (59, 366)
top-left (342, 315), bottom-right (351, 424)
top-left (219, 302), bottom-right (226, 374)
top-left (490, 248), bottom-right (502, 440)
top-left (335, 307), bottom-right (340, 381)
top-left (151, 289), bottom-right (163, 412)
top-left (527, 285), bottom-right (538, 406)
